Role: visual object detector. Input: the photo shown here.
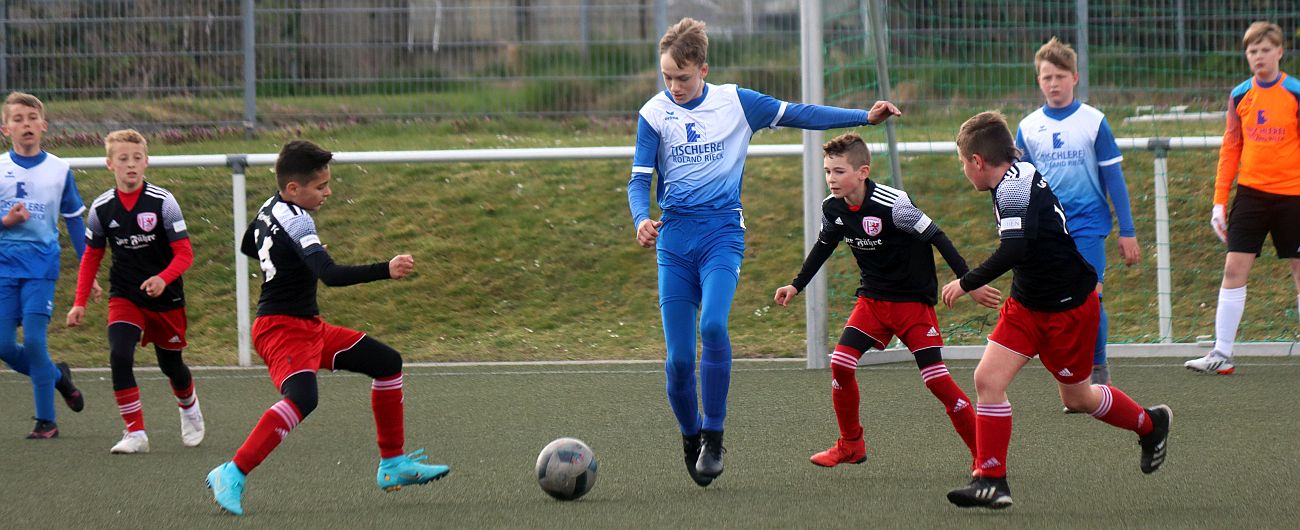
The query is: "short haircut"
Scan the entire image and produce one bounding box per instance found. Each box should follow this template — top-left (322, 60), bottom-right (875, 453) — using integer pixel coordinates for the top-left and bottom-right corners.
top-left (659, 17), bottom-right (708, 68)
top-left (822, 132), bottom-right (871, 169)
top-left (275, 140), bottom-right (333, 190)
top-left (957, 111), bottom-right (1022, 166)
top-left (1034, 37), bottom-right (1077, 75)
top-left (104, 128), bottom-right (148, 157)
top-left (3, 91), bottom-right (45, 121)
top-left (1243, 21), bottom-right (1283, 48)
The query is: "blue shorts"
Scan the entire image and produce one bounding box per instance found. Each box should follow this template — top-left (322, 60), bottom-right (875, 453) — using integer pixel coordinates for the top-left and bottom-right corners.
top-left (1073, 235), bottom-right (1106, 284)
top-left (0, 277), bottom-right (57, 319)
top-left (656, 213), bottom-right (745, 306)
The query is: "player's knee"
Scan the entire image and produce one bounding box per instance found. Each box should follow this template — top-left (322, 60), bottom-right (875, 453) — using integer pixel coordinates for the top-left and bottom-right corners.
top-left (697, 317), bottom-right (729, 345)
top-left (284, 387), bottom-right (318, 418)
top-left (1060, 388), bottom-right (1094, 412)
top-left (664, 354), bottom-right (694, 382)
top-left (109, 345), bottom-right (136, 369)
top-left (913, 347), bottom-right (943, 369)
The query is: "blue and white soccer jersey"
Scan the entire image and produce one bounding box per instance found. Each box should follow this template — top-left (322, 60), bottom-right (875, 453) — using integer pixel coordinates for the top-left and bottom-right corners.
top-left (1015, 101), bottom-right (1124, 240)
top-left (0, 151), bottom-right (85, 317)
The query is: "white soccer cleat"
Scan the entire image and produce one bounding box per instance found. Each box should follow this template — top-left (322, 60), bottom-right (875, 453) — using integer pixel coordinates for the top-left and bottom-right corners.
top-left (180, 398), bottom-right (206, 447)
top-left (110, 430), bottom-right (150, 454)
top-left (1184, 350), bottom-right (1234, 375)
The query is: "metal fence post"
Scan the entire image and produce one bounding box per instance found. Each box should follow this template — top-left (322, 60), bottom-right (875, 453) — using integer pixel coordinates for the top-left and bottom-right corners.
top-left (0, 1), bottom-right (8, 94)
top-left (242, 0), bottom-right (257, 137)
top-left (865, 0), bottom-right (903, 189)
top-left (229, 155), bottom-right (253, 367)
top-left (801, 0), bottom-right (828, 369)
top-left (1075, 0), bottom-right (1089, 102)
top-left (1151, 140), bottom-right (1173, 343)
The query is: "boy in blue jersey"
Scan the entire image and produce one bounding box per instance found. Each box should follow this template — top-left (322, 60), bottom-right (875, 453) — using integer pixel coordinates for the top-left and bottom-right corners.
top-left (0, 91), bottom-right (94, 438)
top-left (627, 17), bottom-right (900, 486)
top-left (1015, 38), bottom-right (1140, 387)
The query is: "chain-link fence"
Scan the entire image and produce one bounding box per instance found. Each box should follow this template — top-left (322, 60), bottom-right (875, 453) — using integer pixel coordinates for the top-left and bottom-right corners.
top-left (3, 1), bottom-right (1291, 131)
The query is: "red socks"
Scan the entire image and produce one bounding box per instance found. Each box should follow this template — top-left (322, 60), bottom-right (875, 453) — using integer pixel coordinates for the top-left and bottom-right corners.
top-left (172, 381), bottom-right (197, 410)
top-left (372, 374), bottom-right (405, 458)
top-left (1090, 385), bottom-right (1154, 436)
top-left (233, 399), bottom-right (302, 474)
top-left (114, 387), bottom-right (145, 432)
top-left (975, 402), bottom-right (1012, 478)
top-left (920, 362), bottom-right (977, 458)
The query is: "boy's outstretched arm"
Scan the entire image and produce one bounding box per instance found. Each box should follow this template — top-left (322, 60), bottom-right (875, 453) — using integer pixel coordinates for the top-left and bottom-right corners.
top-left (303, 250), bottom-right (396, 287)
top-left (941, 238), bottom-right (1027, 308)
top-left (776, 223), bottom-right (841, 307)
top-left (929, 229), bottom-right (1001, 308)
top-left (736, 88), bottom-right (900, 133)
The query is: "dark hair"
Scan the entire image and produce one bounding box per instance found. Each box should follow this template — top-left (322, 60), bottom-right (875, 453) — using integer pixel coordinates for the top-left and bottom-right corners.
top-left (275, 140), bottom-right (333, 190)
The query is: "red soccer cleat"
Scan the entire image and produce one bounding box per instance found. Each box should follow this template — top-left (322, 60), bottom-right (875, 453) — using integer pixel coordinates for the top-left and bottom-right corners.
top-left (810, 437), bottom-right (867, 467)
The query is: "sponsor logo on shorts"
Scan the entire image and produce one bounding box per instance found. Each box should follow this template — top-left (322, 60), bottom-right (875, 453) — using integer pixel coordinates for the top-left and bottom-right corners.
top-left (926, 326), bottom-right (939, 337)
top-left (1058, 368), bottom-right (1074, 377)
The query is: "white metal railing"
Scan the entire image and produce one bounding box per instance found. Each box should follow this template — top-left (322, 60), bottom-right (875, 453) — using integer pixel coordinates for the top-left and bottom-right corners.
top-left (63, 137), bottom-right (1220, 366)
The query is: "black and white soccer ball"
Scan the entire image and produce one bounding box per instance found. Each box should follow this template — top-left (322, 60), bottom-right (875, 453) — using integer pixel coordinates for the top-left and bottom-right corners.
top-left (535, 437), bottom-right (598, 500)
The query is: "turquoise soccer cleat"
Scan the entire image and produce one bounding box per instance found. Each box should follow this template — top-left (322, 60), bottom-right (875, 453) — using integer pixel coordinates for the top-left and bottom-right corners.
top-left (206, 461), bottom-right (246, 515)
top-left (376, 448), bottom-right (450, 492)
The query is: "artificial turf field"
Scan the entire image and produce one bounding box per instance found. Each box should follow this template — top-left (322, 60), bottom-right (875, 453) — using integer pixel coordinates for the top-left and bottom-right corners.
top-left (1, 357), bottom-right (1296, 528)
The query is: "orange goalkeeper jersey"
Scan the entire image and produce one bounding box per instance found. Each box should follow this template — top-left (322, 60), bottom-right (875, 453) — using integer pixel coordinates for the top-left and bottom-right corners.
top-left (1215, 72), bottom-right (1300, 205)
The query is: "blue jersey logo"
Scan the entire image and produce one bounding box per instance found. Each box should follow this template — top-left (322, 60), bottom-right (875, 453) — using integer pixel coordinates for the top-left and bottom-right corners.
top-left (15, 181), bottom-right (27, 199)
top-left (685, 123), bottom-right (701, 143)
top-left (1052, 132), bottom-right (1064, 149)
top-left (1257, 110), bottom-right (1268, 125)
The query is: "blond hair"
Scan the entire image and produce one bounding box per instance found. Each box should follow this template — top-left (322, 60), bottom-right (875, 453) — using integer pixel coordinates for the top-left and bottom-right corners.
top-left (1035, 37), bottom-right (1077, 75)
top-left (3, 91), bottom-right (45, 122)
top-left (957, 111), bottom-right (1021, 165)
top-left (822, 132), bottom-right (871, 169)
top-left (659, 18), bottom-right (708, 68)
top-left (1243, 21), bottom-right (1284, 48)
top-left (104, 128), bottom-right (148, 157)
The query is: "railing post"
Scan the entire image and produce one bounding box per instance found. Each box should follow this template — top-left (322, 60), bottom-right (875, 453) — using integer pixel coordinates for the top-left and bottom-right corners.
top-left (229, 155), bottom-right (253, 366)
top-left (1151, 139), bottom-right (1173, 343)
top-left (801, 0), bottom-right (827, 368)
top-left (242, 0), bottom-right (257, 137)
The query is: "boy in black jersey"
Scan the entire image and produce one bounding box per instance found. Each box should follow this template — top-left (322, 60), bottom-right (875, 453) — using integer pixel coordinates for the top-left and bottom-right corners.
top-left (205, 140), bottom-right (448, 516)
top-left (67, 129), bottom-right (203, 454)
top-left (774, 132), bottom-right (1000, 469)
top-left (941, 112), bottom-right (1171, 509)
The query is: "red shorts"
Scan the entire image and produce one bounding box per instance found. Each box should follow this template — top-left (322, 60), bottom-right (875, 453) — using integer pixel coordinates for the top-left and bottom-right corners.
top-left (108, 297), bottom-right (188, 349)
top-left (987, 293), bottom-right (1100, 385)
top-left (252, 315), bottom-right (366, 391)
top-left (843, 297), bottom-right (944, 352)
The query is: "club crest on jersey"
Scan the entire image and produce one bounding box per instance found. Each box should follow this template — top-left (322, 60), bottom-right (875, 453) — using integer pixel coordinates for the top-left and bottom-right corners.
top-left (863, 216), bottom-right (882, 236)
top-left (685, 122), bottom-right (702, 143)
top-left (137, 212), bottom-right (158, 232)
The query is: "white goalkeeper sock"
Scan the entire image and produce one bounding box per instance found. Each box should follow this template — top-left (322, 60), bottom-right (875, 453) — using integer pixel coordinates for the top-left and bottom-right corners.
top-left (1213, 286), bottom-right (1246, 357)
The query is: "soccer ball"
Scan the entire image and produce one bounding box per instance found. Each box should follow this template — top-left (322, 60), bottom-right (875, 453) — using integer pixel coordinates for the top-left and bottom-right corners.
top-left (535, 437), bottom-right (598, 500)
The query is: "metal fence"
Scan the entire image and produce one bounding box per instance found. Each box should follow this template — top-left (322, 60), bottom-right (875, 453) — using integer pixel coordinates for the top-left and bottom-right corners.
top-left (0, 1), bottom-right (1295, 132)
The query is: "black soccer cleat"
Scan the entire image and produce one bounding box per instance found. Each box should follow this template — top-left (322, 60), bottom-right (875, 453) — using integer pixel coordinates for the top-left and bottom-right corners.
top-left (26, 418), bottom-right (59, 440)
top-left (947, 476), bottom-right (1013, 509)
top-left (1139, 404), bottom-right (1172, 474)
top-left (682, 433), bottom-right (712, 487)
top-left (696, 429), bottom-right (725, 479)
top-left (54, 362), bottom-right (84, 413)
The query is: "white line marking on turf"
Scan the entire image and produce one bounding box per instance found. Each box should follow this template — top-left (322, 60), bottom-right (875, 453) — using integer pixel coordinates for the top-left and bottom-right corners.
top-left (2, 361), bottom-right (1296, 384)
